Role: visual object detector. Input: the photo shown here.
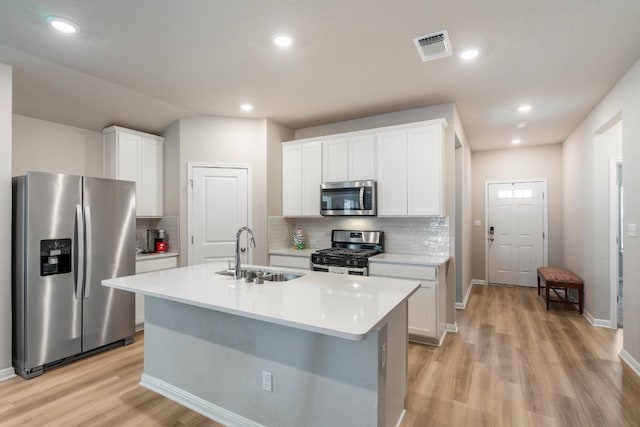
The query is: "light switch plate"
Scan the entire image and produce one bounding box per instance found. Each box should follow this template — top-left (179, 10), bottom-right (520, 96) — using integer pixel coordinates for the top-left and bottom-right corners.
top-left (473, 220), bottom-right (481, 227)
top-left (629, 223), bottom-right (637, 238)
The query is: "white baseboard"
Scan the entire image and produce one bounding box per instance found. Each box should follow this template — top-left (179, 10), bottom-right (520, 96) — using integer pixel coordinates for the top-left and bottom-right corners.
top-left (135, 322), bottom-right (145, 333)
top-left (0, 367), bottom-right (15, 382)
top-left (446, 323), bottom-right (458, 333)
top-left (141, 373), bottom-right (264, 427)
top-left (583, 310), bottom-right (615, 329)
top-left (620, 349), bottom-right (640, 378)
top-left (455, 279), bottom-right (481, 309)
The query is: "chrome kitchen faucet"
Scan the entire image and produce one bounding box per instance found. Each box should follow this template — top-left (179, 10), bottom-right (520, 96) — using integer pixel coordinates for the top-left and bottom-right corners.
top-left (235, 227), bottom-right (256, 278)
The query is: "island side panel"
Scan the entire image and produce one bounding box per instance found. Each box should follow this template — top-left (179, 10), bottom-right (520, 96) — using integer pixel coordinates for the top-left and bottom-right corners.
top-left (142, 296), bottom-right (383, 427)
top-left (385, 300), bottom-right (408, 426)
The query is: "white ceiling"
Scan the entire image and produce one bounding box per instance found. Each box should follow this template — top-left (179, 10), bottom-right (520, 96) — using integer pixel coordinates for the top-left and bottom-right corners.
top-left (1, 0), bottom-right (639, 151)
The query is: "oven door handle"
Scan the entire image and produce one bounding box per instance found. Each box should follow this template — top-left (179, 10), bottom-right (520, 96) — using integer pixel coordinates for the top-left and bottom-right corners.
top-left (311, 263), bottom-right (368, 276)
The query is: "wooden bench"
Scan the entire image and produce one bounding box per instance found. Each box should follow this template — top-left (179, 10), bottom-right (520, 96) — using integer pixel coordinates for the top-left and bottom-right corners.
top-left (537, 267), bottom-right (584, 314)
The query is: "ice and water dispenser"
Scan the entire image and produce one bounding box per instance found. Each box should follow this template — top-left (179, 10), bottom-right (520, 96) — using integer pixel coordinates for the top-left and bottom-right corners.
top-left (40, 238), bottom-right (72, 276)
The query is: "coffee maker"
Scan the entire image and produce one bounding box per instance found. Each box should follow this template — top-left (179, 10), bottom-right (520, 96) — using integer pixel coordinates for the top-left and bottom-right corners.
top-left (146, 229), bottom-right (168, 253)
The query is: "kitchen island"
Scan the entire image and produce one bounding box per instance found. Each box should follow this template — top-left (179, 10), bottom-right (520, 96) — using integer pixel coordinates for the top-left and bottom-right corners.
top-left (103, 262), bottom-right (420, 427)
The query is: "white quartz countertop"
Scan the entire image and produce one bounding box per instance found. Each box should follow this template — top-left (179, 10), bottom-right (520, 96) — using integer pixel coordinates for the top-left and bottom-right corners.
top-left (103, 262), bottom-right (420, 341)
top-left (369, 253), bottom-right (449, 266)
top-left (136, 251), bottom-right (179, 261)
top-left (268, 248), bottom-right (315, 257)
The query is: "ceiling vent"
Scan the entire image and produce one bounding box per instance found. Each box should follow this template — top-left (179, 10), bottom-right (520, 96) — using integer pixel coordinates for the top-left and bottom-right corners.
top-left (413, 30), bottom-right (452, 62)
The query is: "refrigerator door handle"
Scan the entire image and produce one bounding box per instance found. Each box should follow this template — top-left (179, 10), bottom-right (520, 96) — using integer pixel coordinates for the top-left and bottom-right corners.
top-left (84, 205), bottom-right (93, 298)
top-left (75, 205), bottom-right (85, 300)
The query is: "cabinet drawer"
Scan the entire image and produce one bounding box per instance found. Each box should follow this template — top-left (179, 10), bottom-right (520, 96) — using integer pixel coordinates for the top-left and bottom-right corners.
top-left (270, 254), bottom-right (310, 269)
top-left (369, 262), bottom-right (436, 280)
top-left (136, 256), bottom-right (177, 273)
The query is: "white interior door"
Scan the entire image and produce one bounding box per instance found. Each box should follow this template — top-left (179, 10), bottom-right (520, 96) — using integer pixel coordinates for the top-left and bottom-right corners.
top-left (190, 166), bottom-right (249, 265)
top-left (488, 181), bottom-right (545, 286)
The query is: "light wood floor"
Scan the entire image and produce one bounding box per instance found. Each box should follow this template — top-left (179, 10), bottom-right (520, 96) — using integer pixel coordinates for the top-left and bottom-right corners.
top-left (400, 284), bottom-right (640, 427)
top-left (1, 285), bottom-right (639, 426)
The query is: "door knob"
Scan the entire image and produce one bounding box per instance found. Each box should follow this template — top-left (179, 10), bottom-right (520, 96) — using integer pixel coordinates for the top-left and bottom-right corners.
top-left (241, 247), bottom-right (246, 253)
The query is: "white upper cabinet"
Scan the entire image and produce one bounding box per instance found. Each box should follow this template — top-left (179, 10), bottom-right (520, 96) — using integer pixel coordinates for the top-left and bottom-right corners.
top-left (407, 125), bottom-right (444, 216)
top-left (282, 144), bottom-right (303, 217)
top-left (323, 134), bottom-right (375, 182)
top-left (103, 126), bottom-right (164, 217)
top-left (301, 142), bottom-right (323, 216)
top-left (376, 130), bottom-right (408, 216)
top-left (376, 121), bottom-right (446, 217)
top-left (322, 138), bottom-right (349, 182)
top-left (348, 134), bottom-right (376, 181)
top-left (283, 118), bottom-right (446, 218)
top-left (282, 140), bottom-right (322, 217)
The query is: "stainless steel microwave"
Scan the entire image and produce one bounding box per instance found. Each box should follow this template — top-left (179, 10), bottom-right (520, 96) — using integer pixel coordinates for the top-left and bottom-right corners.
top-left (320, 180), bottom-right (376, 216)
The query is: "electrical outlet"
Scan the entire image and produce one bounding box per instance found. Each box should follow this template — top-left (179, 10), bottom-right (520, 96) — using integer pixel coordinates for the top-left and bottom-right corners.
top-left (410, 243), bottom-right (419, 250)
top-left (262, 370), bottom-right (272, 392)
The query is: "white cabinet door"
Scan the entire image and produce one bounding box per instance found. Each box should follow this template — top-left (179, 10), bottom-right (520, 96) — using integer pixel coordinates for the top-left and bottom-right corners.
top-left (270, 254), bottom-right (311, 269)
top-left (322, 138), bottom-right (349, 182)
top-left (104, 126), bottom-right (164, 217)
top-left (282, 144), bottom-right (303, 216)
top-left (283, 141), bottom-right (322, 217)
top-left (408, 282), bottom-right (437, 338)
top-left (116, 133), bottom-right (141, 215)
top-left (407, 125), bottom-right (443, 216)
top-left (135, 256), bottom-right (178, 329)
top-left (301, 141), bottom-right (322, 216)
top-left (376, 130), bottom-right (407, 216)
top-left (348, 134), bottom-right (376, 181)
top-left (139, 137), bottom-right (163, 217)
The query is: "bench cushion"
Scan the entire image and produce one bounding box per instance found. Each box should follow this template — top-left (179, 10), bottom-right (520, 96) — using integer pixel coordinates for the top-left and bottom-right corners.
top-left (537, 267), bottom-right (583, 285)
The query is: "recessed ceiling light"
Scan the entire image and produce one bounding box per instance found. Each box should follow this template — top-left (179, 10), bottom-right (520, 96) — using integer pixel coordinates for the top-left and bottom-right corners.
top-left (512, 139), bottom-right (522, 145)
top-left (240, 103), bottom-right (254, 112)
top-left (517, 105), bottom-right (533, 113)
top-left (460, 49), bottom-right (479, 60)
top-left (515, 121), bottom-right (528, 128)
top-left (46, 16), bottom-right (78, 34)
top-left (273, 35), bottom-right (293, 47)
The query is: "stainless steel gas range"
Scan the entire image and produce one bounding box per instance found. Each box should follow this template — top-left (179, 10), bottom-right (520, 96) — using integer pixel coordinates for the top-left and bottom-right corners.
top-left (311, 230), bottom-right (383, 276)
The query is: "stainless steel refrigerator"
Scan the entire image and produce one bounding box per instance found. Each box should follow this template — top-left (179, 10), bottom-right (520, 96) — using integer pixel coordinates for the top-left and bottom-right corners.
top-left (12, 171), bottom-right (136, 379)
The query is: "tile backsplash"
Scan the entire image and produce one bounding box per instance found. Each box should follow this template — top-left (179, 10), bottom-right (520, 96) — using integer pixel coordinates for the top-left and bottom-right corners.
top-left (268, 216), bottom-right (449, 257)
top-left (135, 216), bottom-right (179, 253)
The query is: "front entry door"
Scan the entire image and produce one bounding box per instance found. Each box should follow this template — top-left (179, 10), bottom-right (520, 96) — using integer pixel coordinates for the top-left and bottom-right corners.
top-left (190, 166), bottom-right (249, 265)
top-left (487, 181), bottom-right (545, 286)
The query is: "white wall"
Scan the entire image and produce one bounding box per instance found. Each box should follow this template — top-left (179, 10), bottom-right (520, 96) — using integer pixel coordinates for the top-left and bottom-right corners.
top-left (265, 119), bottom-right (293, 217)
top-left (12, 114), bottom-right (103, 177)
top-left (0, 63), bottom-right (12, 378)
top-left (471, 144), bottom-right (564, 281)
top-left (453, 107), bottom-right (473, 306)
top-left (293, 104), bottom-right (460, 326)
top-left (592, 121), bottom-right (622, 322)
top-left (162, 120), bottom-right (181, 217)
top-left (165, 115), bottom-right (291, 267)
top-left (563, 59), bottom-right (640, 369)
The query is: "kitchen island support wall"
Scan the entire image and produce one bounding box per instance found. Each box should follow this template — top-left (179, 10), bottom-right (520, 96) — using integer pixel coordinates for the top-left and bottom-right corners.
top-left (142, 296), bottom-right (407, 427)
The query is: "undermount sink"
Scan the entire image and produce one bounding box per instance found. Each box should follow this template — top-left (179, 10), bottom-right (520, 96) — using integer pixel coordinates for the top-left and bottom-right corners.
top-left (263, 272), bottom-right (302, 282)
top-left (215, 268), bottom-right (303, 282)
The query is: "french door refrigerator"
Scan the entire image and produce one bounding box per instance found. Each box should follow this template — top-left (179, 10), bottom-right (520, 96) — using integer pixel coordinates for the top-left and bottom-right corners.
top-left (12, 171), bottom-right (136, 379)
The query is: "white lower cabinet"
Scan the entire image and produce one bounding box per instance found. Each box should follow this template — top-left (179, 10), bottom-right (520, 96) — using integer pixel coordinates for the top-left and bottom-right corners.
top-left (370, 261), bottom-right (446, 345)
top-left (269, 254), bottom-right (311, 269)
top-left (135, 256), bottom-right (178, 329)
